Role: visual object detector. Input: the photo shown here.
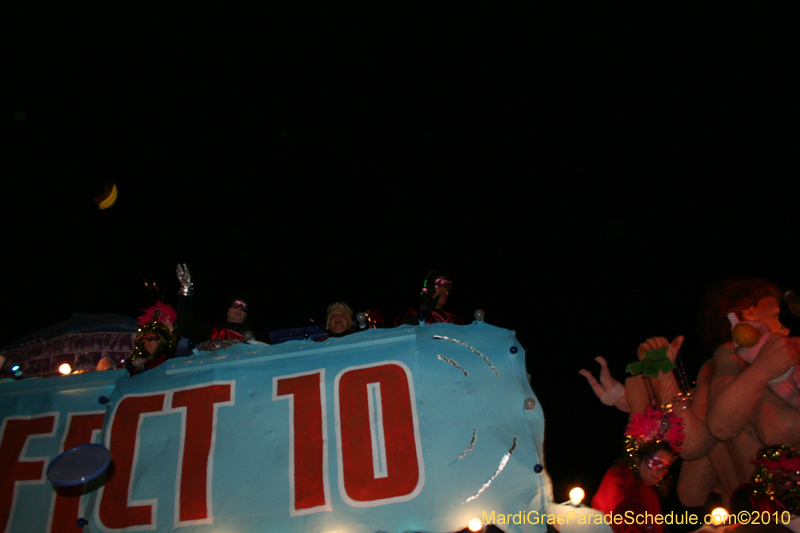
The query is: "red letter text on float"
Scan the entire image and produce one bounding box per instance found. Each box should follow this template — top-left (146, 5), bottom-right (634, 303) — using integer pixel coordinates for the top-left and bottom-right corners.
top-left (98, 393), bottom-right (165, 530)
top-left (335, 362), bottom-right (424, 507)
top-left (49, 412), bottom-right (105, 533)
top-left (273, 370), bottom-right (331, 515)
top-left (0, 414), bottom-right (57, 532)
top-left (170, 383), bottom-right (233, 525)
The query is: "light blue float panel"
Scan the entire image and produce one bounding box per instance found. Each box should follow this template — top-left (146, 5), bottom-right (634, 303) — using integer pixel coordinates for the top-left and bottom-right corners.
top-left (0, 323), bottom-right (553, 533)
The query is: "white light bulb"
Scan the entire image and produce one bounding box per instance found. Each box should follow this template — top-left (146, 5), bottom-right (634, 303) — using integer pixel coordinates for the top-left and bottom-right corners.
top-left (569, 487), bottom-right (585, 506)
top-left (710, 507), bottom-right (729, 525)
top-left (468, 517), bottom-right (483, 532)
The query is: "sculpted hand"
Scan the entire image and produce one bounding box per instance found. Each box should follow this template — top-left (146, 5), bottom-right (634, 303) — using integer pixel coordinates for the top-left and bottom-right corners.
top-left (176, 263), bottom-right (194, 296)
top-left (579, 357), bottom-right (630, 412)
top-left (637, 336), bottom-right (684, 363)
top-left (752, 334), bottom-right (800, 382)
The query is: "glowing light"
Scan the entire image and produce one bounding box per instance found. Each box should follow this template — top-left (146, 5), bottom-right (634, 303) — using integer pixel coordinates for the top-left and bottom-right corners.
top-left (468, 517), bottom-right (483, 531)
top-left (59, 363), bottom-right (72, 375)
top-left (710, 507), bottom-right (729, 525)
top-left (569, 487), bottom-right (585, 506)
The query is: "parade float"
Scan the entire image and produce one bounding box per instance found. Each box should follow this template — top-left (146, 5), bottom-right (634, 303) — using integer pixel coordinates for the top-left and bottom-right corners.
top-left (0, 317), bottom-right (611, 533)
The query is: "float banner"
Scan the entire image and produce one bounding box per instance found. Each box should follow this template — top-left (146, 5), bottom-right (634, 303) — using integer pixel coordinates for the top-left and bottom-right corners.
top-left (0, 369), bottom-right (123, 533)
top-left (0, 323), bottom-right (549, 533)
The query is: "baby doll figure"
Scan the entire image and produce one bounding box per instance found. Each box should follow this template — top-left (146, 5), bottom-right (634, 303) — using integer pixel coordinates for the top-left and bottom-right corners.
top-left (728, 312), bottom-right (800, 411)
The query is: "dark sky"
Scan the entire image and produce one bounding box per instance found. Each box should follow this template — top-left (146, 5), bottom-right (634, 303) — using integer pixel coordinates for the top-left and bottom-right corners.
top-left (3, 3), bottom-right (799, 514)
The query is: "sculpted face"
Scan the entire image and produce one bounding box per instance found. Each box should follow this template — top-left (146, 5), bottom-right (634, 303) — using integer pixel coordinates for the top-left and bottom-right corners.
top-left (638, 449), bottom-right (674, 486)
top-left (227, 301), bottom-right (248, 324)
top-left (743, 296), bottom-right (790, 336)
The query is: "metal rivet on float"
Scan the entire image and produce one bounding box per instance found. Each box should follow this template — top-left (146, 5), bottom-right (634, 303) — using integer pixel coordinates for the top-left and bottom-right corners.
top-left (534, 464), bottom-right (544, 473)
top-left (98, 396), bottom-right (110, 405)
top-left (76, 518), bottom-right (89, 527)
top-left (524, 398), bottom-right (536, 410)
top-left (474, 309), bottom-right (485, 322)
top-left (510, 346), bottom-right (518, 354)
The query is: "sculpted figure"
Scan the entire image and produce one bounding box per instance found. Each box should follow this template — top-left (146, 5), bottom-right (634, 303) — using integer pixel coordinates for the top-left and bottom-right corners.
top-left (582, 277), bottom-right (800, 516)
top-left (698, 279), bottom-right (799, 505)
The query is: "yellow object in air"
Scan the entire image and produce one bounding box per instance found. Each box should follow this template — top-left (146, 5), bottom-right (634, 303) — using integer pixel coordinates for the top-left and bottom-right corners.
top-left (98, 183), bottom-right (118, 210)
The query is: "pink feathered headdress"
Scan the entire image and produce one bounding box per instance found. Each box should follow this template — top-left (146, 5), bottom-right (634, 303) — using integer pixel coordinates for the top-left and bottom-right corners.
top-left (625, 405), bottom-right (684, 453)
top-left (137, 301), bottom-right (177, 327)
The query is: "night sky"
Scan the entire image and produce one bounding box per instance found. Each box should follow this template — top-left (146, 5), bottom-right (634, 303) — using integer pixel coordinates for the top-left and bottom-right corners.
top-left (3, 3), bottom-right (799, 518)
